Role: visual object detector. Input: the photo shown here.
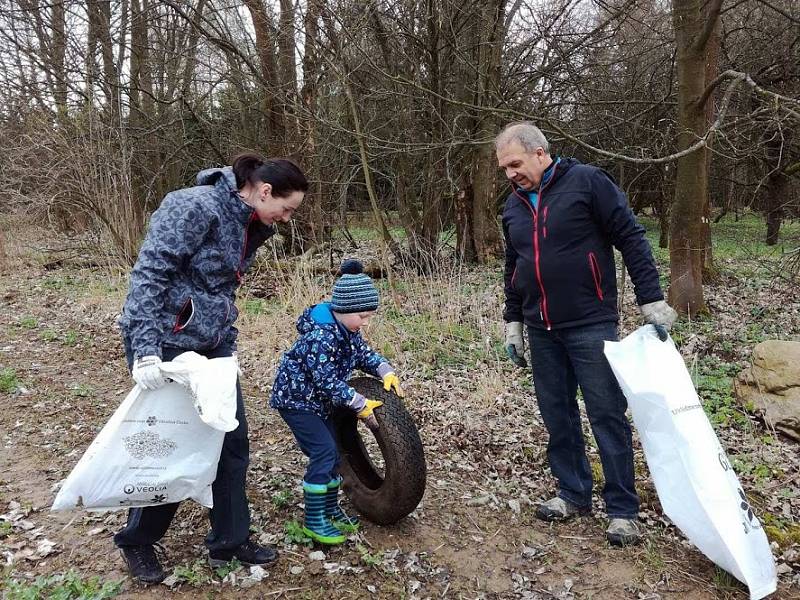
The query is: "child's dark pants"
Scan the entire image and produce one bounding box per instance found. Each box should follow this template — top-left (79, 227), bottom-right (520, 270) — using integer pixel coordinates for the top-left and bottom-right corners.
top-left (279, 409), bottom-right (339, 485)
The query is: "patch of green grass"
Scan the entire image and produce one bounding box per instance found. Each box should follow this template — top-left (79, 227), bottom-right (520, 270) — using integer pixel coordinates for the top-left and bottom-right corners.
top-left (332, 225), bottom-right (407, 242)
top-left (730, 455), bottom-right (779, 485)
top-left (711, 565), bottom-right (742, 593)
top-left (42, 275), bottom-right (80, 291)
top-left (242, 298), bottom-right (267, 316)
top-left (40, 329), bottom-right (59, 342)
top-left (762, 512), bottom-right (800, 549)
top-left (357, 543), bottom-right (384, 568)
top-left (283, 520), bottom-right (312, 545)
top-left (18, 316), bottom-right (37, 329)
top-left (380, 308), bottom-right (482, 371)
top-left (173, 559), bottom-right (211, 586)
top-left (693, 358), bottom-right (750, 429)
top-left (63, 330), bottom-right (79, 346)
top-left (271, 489), bottom-right (292, 509)
top-left (0, 520), bottom-right (12, 538)
top-left (3, 570), bottom-right (122, 600)
top-left (641, 213), bottom-right (800, 263)
top-left (1, 368), bottom-right (20, 394)
top-left (69, 383), bottom-right (94, 398)
top-left (213, 558), bottom-right (243, 579)
top-left (641, 539), bottom-right (666, 572)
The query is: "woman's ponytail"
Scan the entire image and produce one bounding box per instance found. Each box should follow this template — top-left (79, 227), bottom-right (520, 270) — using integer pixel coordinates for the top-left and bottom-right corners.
top-left (231, 152), bottom-right (309, 198)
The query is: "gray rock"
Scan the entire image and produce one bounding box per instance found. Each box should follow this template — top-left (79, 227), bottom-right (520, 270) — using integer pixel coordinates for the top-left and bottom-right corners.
top-left (735, 341), bottom-right (800, 442)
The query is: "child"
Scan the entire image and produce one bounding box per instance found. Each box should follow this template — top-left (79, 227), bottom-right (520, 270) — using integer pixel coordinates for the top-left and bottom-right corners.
top-left (270, 259), bottom-right (404, 544)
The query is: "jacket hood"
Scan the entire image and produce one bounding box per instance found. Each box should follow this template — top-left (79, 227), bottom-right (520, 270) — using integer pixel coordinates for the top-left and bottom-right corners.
top-left (195, 166), bottom-right (238, 191)
top-left (297, 302), bottom-right (338, 334)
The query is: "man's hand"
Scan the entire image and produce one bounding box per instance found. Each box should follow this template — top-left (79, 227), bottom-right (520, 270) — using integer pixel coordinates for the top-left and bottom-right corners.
top-left (640, 300), bottom-right (678, 329)
top-left (357, 399), bottom-right (384, 432)
top-left (382, 372), bottom-right (404, 397)
top-left (132, 355), bottom-right (168, 390)
top-left (504, 321), bottom-right (527, 368)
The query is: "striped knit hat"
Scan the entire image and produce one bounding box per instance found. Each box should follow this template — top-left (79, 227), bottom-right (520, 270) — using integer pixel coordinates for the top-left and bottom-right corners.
top-left (330, 259), bottom-right (379, 314)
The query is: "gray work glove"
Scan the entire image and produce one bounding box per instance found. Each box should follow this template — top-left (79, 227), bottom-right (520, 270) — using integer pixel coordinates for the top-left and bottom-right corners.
top-left (640, 300), bottom-right (678, 330)
top-left (504, 321), bottom-right (527, 368)
top-left (132, 355), bottom-right (169, 390)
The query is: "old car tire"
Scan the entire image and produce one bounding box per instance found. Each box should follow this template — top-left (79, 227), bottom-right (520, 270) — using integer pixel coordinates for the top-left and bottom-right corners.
top-left (333, 376), bottom-right (426, 525)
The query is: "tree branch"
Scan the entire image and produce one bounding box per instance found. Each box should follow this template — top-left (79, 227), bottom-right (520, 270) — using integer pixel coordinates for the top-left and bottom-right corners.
top-left (755, 0), bottom-right (800, 25)
top-left (693, 0), bottom-right (723, 52)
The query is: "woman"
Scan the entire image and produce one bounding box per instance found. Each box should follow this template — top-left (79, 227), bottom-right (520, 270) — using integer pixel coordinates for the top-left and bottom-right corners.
top-left (115, 153), bottom-right (308, 584)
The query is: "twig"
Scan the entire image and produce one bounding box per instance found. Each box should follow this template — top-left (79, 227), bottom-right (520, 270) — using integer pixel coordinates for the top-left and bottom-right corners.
top-left (465, 511), bottom-right (485, 533)
top-left (266, 587), bottom-right (304, 597)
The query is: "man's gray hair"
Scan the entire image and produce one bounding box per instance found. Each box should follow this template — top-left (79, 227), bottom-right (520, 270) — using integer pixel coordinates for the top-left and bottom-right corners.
top-left (495, 121), bottom-right (550, 154)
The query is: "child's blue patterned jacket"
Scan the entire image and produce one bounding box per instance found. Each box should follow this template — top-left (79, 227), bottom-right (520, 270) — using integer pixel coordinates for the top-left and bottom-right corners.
top-left (269, 303), bottom-right (393, 418)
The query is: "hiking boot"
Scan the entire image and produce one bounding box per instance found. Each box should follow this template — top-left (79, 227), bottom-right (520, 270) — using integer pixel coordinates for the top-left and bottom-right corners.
top-left (606, 518), bottom-right (642, 546)
top-left (302, 481), bottom-right (346, 545)
top-left (119, 544), bottom-right (166, 585)
top-left (535, 497), bottom-right (591, 522)
top-left (325, 477), bottom-right (359, 533)
top-left (208, 539), bottom-right (279, 568)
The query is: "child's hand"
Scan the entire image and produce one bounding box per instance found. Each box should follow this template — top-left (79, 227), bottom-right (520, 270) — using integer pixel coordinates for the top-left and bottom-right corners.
top-left (357, 399), bottom-right (383, 419)
top-left (382, 373), bottom-right (404, 397)
top-left (357, 399), bottom-right (383, 432)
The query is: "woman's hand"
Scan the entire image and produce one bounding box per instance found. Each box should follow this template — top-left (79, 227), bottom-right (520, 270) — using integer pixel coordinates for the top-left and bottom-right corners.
top-left (132, 356), bottom-right (169, 390)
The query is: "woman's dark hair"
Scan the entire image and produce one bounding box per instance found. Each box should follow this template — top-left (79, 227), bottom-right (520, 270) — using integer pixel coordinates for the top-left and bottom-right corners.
top-left (232, 153), bottom-right (309, 197)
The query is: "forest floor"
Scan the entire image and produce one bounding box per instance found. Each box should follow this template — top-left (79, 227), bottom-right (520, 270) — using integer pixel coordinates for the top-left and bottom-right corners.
top-left (1, 214), bottom-right (799, 599)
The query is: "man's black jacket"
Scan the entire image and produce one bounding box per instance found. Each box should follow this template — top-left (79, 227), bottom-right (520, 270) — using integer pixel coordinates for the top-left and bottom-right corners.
top-left (502, 157), bottom-right (663, 330)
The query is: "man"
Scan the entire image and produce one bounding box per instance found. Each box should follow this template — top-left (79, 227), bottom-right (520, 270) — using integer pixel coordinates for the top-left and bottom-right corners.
top-left (497, 122), bottom-right (677, 546)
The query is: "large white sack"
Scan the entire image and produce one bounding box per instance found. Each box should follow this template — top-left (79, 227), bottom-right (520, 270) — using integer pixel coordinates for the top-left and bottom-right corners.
top-left (52, 353), bottom-right (237, 511)
top-left (604, 326), bottom-right (776, 600)
top-left (160, 352), bottom-right (239, 432)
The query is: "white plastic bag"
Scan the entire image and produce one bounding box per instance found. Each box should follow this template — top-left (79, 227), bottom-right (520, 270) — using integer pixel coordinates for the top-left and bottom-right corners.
top-left (604, 326), bottom-right (777, 600)
top-left (52, 353), bottom-right (238, 511)
top-left (160, 352), bottom-right (239, 432)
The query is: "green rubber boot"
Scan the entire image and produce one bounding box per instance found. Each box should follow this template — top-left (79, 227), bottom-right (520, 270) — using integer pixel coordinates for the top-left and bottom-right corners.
top-left (302, 482), bottom-right (346, 545)
top-left (326, 477), bottom-right (359, 533)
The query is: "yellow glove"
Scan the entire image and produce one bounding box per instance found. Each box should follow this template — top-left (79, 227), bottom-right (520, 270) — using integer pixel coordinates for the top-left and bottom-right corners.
top-left (357, 399), bottom-right (383, 419)
top-left (382, 372), bottom-right (404, 397)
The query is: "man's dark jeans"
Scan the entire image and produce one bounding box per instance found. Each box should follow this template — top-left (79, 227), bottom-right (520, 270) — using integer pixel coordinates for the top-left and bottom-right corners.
top-left (114, 341), bottom-right (251, 551)
top-left (527, 321), bottom-right (639, 519)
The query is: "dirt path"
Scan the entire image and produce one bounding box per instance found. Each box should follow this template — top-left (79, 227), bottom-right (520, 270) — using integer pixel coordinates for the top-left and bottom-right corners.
top-left (1, 237), bottom-right (797, 599)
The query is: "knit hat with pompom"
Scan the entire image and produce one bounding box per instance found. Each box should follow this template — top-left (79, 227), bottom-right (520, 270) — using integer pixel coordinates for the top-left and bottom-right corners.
top-left (330, 259), bottom-right (379, 313)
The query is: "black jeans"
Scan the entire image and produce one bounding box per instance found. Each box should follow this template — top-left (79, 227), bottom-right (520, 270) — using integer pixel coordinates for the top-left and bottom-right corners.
top-left (114, 341), bottom-right (251, 551)
top-left (528, 322), bottom-right (639, 518)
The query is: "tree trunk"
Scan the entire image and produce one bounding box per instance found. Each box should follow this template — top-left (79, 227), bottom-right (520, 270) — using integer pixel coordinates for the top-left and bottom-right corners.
top-left (668, 0), bottom-right (720, 316)
top-left (764, 172), bottom-right (787, 246)
top-left (87, 0), bottom-right (121, 117)
top-left (278, 0), bottom-right (298, 137)
top-left (701, 14), bottom-right (720, 280)
top-left (243, 0), bottom-right (285, 155)
top-left (456, 184), bottom-right (477, 262)
top-left (470, 0), bottom-right (505, 263)
top-left (51, 0), bottom-right (68, 119)
top-left (288, 0), bottom-right (324, 254)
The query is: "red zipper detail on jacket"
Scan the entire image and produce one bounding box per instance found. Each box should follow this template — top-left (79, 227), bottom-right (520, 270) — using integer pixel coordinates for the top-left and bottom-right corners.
top-left (511, 265), bottom-right (518, 288)
top-left (172, 297), bottom-right (192, 333)
top-left (536, 165), bottom-right (558, 329)
top-left (513, 176), bottom-right (553, 330)
top-left (237, 211), bottom-right (258, 283)
top-left (588, 252), bottom-right (604, 301)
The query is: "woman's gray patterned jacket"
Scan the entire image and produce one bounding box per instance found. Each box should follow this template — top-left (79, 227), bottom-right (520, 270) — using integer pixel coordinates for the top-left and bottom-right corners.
top-left (119, 167), bottom-right (274, 359)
